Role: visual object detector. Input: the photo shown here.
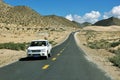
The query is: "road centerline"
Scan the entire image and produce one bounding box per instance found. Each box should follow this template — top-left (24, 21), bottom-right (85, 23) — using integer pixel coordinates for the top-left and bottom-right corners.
top-left (42, 64), bottom-right (50, 70)
top-left (52, 57), bottom-right (57, 61)
top-left (57, 53), bottom-right (61, 56)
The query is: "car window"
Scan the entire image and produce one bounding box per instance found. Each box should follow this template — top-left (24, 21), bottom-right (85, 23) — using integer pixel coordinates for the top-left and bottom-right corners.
top-left (30, 41), bottom-right (46, 46)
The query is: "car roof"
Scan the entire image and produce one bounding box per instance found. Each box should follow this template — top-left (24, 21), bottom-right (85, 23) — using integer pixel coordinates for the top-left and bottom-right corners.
top-left (31, 40), bottom-right (48, 42)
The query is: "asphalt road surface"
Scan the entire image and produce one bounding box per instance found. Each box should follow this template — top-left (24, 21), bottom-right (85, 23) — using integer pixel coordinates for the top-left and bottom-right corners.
top-left (0, 32), bottom-right (112, 80)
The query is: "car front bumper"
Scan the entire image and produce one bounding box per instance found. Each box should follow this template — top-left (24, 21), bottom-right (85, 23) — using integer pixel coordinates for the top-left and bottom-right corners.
top-left (27, 52), bottom-right (47, 57)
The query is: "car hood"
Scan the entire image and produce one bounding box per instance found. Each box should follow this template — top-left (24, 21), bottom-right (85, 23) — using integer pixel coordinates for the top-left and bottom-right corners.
top-left (28, 46), bottom-right (47, 50)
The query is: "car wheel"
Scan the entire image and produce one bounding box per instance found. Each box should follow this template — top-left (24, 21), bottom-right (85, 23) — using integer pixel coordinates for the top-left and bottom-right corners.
top-left (48, 53), bottom-right (51, 57)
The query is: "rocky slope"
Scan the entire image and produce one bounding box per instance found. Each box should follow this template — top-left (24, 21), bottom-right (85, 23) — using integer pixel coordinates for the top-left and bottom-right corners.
top-left (94, 17), bottom-right (120, 26)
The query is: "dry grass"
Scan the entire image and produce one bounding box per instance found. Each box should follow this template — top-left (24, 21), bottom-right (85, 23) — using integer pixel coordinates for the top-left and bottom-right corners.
top-left (83, 26), bottom-right (120, 31)
top-left (0, 23), bottom-right (74, 44)
top-left (75, 26), bottom-right (120, 80)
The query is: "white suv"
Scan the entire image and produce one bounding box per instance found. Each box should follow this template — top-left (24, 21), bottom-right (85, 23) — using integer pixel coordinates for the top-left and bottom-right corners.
top-left (27, 40), bottom-right (52, 59)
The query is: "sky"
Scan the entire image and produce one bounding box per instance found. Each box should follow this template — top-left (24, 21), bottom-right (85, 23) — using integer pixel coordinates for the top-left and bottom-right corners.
top-left (4, 0), bottom-right (120, 23)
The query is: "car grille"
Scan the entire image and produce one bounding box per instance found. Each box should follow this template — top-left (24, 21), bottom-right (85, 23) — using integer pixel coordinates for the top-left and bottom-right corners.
top-left (31, 50), bottom-right (41, 52)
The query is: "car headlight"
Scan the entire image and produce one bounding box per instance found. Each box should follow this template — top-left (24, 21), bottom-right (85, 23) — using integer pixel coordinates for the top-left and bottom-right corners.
top-left (27, 50), bottom-right (31, 52)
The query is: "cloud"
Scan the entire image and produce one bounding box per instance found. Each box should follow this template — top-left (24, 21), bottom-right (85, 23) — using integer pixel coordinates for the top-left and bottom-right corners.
top-left (65, 14), bottom-right (73, 21)
top-left (65, 11), bottom-right (101, 24)
top-left (66, 5), bottom-right (120, 24)
top-left (111, 5), bottom-right (120, 18)
top-left (103, 12), bottom-right (110, 19)
top-left (103, 5), bottom-right (120, 19)
top-left (84, 11), bottom-right (101, 23)
top-left (84, 11), bottom-right (100, 19)
top-left (72, 15), bottom-right (84, 23)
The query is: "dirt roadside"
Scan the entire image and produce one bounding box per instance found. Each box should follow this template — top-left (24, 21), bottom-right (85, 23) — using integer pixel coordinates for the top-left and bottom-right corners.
top-left (75, 32), bottom-right (120, 80)
top-left (0, 49), bottom-right (26, 67)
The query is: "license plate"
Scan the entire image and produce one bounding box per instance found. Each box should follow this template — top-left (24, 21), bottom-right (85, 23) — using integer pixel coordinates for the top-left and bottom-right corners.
top-left (33, 55), bottom-right (40, 57)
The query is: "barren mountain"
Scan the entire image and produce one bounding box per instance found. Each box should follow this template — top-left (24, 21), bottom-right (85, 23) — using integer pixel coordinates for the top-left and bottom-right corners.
top-left (0, 0), bottom-right (80, 44)
top-left (0, 1), bottom-right (80, 28)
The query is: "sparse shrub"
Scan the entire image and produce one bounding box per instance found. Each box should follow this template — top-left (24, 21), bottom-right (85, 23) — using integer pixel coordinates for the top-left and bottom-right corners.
top-left (85, 30), bottom-right (96, 42)
top-left (0, 42), bottom-right (28, 51)
top-left (50, 28), bottom-right (56, 31)
top-left (110, 41), bottom-right (120, 47)
top-left (110, 48), bottom-right (120, 55)
top-left (87, 42), bottom-right (97, 49)
top-left (27, 28), bottom-right (31, 30)
top-left (5, 27), bottom-right (10, 30)
top-left (109, 54), bottom-right (120, 68)
top-left (49, 40), bottom-right (57, 45)
top-left (83, 43), bottom-right (86, 46)
top-left (109, 49), bottom-right (115, 53)
top-left (88, 39), bottom-right (111, 49)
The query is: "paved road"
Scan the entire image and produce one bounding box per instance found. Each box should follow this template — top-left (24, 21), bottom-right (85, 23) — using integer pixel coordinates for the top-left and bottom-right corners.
top-left (0, 32), bottom-right (112, 80)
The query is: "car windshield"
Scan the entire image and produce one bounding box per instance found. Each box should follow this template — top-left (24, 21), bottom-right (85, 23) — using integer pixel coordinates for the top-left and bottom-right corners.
top-left (30, 41), bottom-right (47, 46)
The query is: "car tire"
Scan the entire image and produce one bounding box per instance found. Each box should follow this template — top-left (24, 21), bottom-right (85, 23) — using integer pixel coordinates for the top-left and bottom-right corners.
top-left (44, 55), bottom-right (48, 59)
top-left (48, 53), bottom-right (51, 57)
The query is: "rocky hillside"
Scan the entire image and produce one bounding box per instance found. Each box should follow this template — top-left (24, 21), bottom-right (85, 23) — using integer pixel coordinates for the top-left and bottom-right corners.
top-left (0, 0), bottom-right (12, 14)
top-left (0, 6), bottom-right (42, 26)
top-left (0, 1), bottom-right (80, 28)
top-left (94, 17), bottom-right (120, 26)
top-left (44, 15), bottom-right (80, 28)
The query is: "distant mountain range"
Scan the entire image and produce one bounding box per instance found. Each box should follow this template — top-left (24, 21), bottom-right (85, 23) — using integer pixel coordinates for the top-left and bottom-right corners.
top-left (0, 1), bottom-right (120, 29)
top-left (0, 1), bottom-right (80, 28)
top-left (94, 17), bottom-right (120, 26)
top-left (72, 16), bottom-right (120, 27)
top-left (72, 17), bottom-right (120, 27)
top-left (80, 22), bottom-right (92, 27)
top-left (72, 21), bottom-right (92, 27)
